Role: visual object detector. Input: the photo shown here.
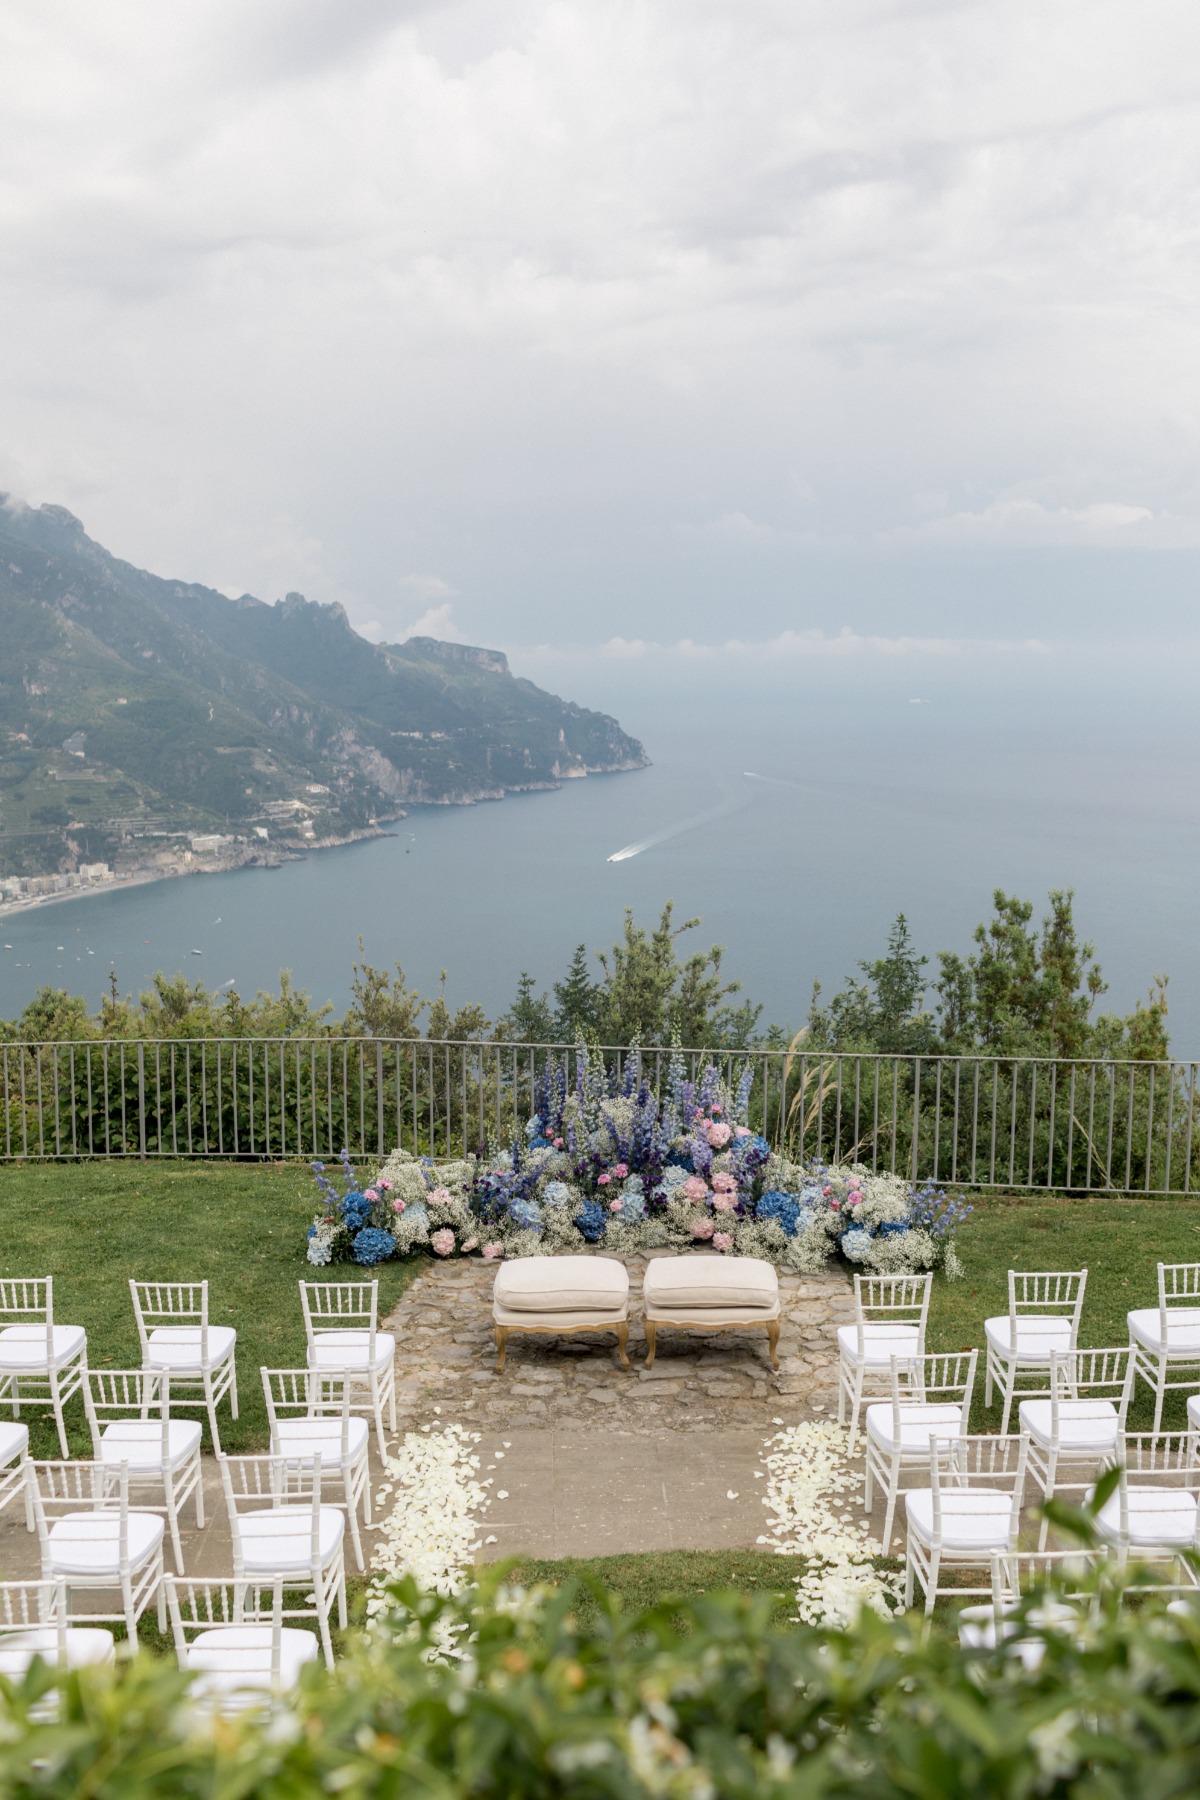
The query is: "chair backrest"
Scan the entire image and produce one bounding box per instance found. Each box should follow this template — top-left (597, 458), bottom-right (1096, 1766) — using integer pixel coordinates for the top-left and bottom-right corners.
top-left (82, 1369), bottom-right (171, 1460)
top-left (927, 1433), bottom-right (1028, 1543)
top-left (26, 1461), bottom-right (133, 1571)
top-left (989, 1548), bottom-right (1097, 1607)
top-left (217, 1453), bottom-right (325, 1571)
top-left (299, 1280), bottom-right (378, 1354)
top-left (889, 1348), bottom-right (978, 1421)
top-left (0, 1278), bottom-right (53, 1351)
top-left (1008, 1269), bottom-right (1087, 1336)
top-left (1047, 1348), bottom-right (1134, 1431)
top-left (0, 1579), bottom-right (70, 1668)
top-left (853, 1273), bottom-right (932, 1349)
top-left (164, 1576), bottom-right (286, 1687)
top-left (261, 1368), bottom-right (354, 1458)
top-left (1158, 1262), bottom-right (1200, 1325)
top-left (129, 1281), bottom-right (209, 1358)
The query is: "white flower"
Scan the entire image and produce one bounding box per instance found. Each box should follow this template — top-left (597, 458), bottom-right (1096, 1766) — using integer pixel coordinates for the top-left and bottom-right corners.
top-left (758, 1420), bottom-right (902, 1626)
top-left (367, 1422), bottom-right (490, 1631)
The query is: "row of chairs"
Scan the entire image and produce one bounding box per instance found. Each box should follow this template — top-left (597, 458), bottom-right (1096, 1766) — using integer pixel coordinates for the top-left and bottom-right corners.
top-left (0, 1575), bottom-right (319, 1709)
top-left (0, 1276), bottom-right (398, 1458)
top-left (839, 1264), bottom-right (1200, 1448)
top-left (900, 1426), bottom-right (1200, 1614)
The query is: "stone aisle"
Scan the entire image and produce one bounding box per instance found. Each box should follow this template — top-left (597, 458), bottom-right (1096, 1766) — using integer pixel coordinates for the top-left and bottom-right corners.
top-left (385, 1251), bottom-right (857, 1560)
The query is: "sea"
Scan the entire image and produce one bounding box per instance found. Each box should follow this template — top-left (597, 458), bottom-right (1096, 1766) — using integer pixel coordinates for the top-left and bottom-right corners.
top-left (3, 647), bottom-right (1198, 1053)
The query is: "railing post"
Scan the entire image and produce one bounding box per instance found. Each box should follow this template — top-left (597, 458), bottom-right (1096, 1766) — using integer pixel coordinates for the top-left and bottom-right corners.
top-left (376, 1039), bottom-right (385, 1158)
top-left (136, 1043), bottom-right (147, 1160)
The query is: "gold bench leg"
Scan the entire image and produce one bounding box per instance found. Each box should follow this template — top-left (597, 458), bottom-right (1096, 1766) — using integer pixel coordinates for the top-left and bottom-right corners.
top-left (767, 1319), bottom-right (780, 1372)
top-left (495, 1325), bottom-right (508, 1373)
top-left (644, 1320), bottom-right (657, 1370)
top-left (616, 1321), bottom-right (630, 1369)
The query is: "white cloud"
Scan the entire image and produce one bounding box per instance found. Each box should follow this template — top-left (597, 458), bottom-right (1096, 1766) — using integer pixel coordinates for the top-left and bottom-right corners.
top-left (397, 599), bottom-right (465, 643)
top-left (523, 627), bottom-right (1049, 665)
top-left (890, 497), bottom-right (1159, 547)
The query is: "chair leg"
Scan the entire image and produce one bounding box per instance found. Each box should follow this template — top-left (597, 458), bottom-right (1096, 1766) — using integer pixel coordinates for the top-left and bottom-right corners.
top-left (337, 1550), bottom-right (348, 1628)
top-left (847, 1368), bottom-right (865, 1454)
top-left (344, 1466), bottom-right (365, 1572)
top-left (881, 1456), bottom-right (901, 1548)
top-left (495, 1326), bottom-right (509, 1374)
top-left (123, 1575), bottom-right (138, 1645)
top-left (985, 1350), bottom-right (993, 1408)
top-left (230, 1358), bottom-right (239, 1421)
top-left (998, 1362), bottom-right (1016, 1435)
top-left (837, 1356), bottom-right (847, 1425)
top-left (194, 1454), bottom-right (205, 1529)
top-left (362, 1459), bottom-right (373, 1527)
top-left (203, 1373), bottom-right (221, 1453)
top-left (924, 1550), bottom-right (940, 1617)
top-left (48, 1367), bottom-right (70, 1459)
top-left (1153, 1359), bottom-right (1167, 1435)
top-left (387, 1367), bottom-right (396, 1435)
top-left (903, 1543), bottom-right (914, 1609)
top-left (368, 1374), bottom-right (388, 1460)
top-left (615, 1323), bottom-right (630, 1370)
top-left (766, 1320), bottom-right (780, 1372)
top-left (644, 1322), bottom-right (657, 1370)
top-left (22, 1463), bottom-right (33, 1533)
top-left (156, 1561), bottom-right (167, 1632)
top-left (164, 1473), bottom-right (185, 1573)
top-left (312, 1570), bottom-right (335, 1668)
top-left (1036, 1451), bottom-right (1057, 1553)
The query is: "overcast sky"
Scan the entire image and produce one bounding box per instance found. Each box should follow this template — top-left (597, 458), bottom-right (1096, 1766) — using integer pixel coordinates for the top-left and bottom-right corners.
top-left (3, 0), bottom-right (1199, 683)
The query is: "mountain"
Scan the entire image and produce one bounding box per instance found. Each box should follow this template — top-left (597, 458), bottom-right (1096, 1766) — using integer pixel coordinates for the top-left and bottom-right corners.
top-left (0, 498), bottom-right (647, 882)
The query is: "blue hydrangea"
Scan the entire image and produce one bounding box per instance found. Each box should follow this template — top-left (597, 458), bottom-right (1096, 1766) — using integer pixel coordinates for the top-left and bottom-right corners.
top-left (617, 1192), bottom-right (646, 1224)
top-left (525, 1115), bottom-right (542, 1139)
top-left (576, 1200), bottom-right (607, 1241)
top-left (621, 1173), bottom-right (645, 1197)
top-left (509, 1198), bottom-right (543, 1232)
top-left (661, 1164), bottom-right (690, 1190)
top-left (756, 1190), bottom-right (803, 1237)
top-left (352, 1227), bottom-right (396, 1266)
top-left (340, 1189), bottom-right (371, 1230)
top-left (542, 1180), bottom-right (572, 1208)
top-left (841, 1228), bottom-right (874, 1263)
top-left (401, 1201), bottom-right (428, 1229)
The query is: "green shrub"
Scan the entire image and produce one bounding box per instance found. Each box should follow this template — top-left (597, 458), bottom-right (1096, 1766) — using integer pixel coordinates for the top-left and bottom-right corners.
top-left (5, 1569), bottom-right (1200, 1796)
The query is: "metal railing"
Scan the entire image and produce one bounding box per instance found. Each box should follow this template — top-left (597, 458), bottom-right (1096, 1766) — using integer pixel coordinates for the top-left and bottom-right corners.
top-left (1, 1036), bottom-right (1198, 1194)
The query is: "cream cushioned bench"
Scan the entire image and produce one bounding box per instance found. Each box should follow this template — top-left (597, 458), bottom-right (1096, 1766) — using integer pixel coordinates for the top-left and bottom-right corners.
top-left (492, 1256), bottom-right (630, 1372)
top-left (642, 1255), bottom-right (781, 1369)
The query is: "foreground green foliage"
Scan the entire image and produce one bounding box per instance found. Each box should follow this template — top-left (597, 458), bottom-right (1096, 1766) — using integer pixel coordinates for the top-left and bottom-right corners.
top-left (5, 1573), bottom-right (1200, 1796)
top-left (0, 1162), bottom-right (415, 1454)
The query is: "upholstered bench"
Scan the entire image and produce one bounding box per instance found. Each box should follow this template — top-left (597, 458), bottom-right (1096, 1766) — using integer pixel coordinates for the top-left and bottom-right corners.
top-left (492, 1256), bottom-right (630, 1372)
top-left (642, 1255), bottom-right (781, 1369)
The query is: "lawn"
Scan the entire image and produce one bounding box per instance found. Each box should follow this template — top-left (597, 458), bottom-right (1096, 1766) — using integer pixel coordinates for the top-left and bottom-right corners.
top-left (0, 1162), bottom-right (418, 1457)
top-left (504, 1550), bottom-right (798, 1628)
top-left (926, 1193), bottom-right (1200, 1432)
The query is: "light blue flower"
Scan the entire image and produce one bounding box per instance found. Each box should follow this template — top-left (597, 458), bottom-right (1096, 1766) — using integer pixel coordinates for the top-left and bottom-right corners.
top-left (617, 1192), bottom-right (646, 1224)
top-left (510, 1198), bottom-right (543, 1232)
top-left (542, 1180), bottom-right (572, 1208)
top-left (841, 1228), bottom-right (874, 1263)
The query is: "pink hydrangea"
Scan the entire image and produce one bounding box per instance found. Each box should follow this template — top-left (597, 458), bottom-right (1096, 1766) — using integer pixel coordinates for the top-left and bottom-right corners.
top-left (428, 1186), bottom-right (453, 1207)
top-left (690, 1217), bottom-right (715, 1239)
top-left (682, 1176), bottom-right (710, 1203)
top-left (597, 1172), bottom-right (611, 1186)
top-left (712, 1231), bottom-right (733, 1252)
top-left (364, 1188), bottom-right (378, 1202)
top-left (392, 1198), bottom-right (406, 1213)
top-left (378, 1178), bottom-right (393, 1191)
top-left (848, 1175), bottom-right (862, 1191)
top-left (430, 1229), bottom-right (455, 1257)
top-left (705, 1122), bottom-right (732, 1148)
top-left (609, 1198), bottom-right (623, 1213)
top-left (461, 1237), bottom-right (479, 1254)
top-left (712, 1193), bottom-right (736, 1213)
top-left (711, 1172), bottom-right (737, 1194)
top-left (613, 1163), bottom-right (629, 1179)
top-left (482, 1241), bottom-right (504, 1260)
top-left (710, 1103), bottom-right (722, 1115)
top-left (822, 1185), bottom-right (833, 1198)
top-left (693, 1109), bottom-right (705, 1121)
top-left (735, 1126), bottom-right (751, 1138)
top-left (553, 1138), bottom-right (564, 1149)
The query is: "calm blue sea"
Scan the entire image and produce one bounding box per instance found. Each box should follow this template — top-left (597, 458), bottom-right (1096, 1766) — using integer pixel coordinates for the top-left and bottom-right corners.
top-left (3, 652), bottom-right (1198, 1051)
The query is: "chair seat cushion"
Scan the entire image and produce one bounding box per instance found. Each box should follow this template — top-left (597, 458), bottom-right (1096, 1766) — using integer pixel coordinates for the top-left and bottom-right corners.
top-left (46, 1511), bottom-right (164, 1576)
top-left (0, 1422), bottom-right (29, 1465)
top-left (643, 1256), bottom-right (778, 1313)
top-left (865, 1402), bottom-right (964, 1454)
top-left (236, 1506), bottom-right (344, 1573)
top-left (1018, 1399), bottom-right (1121, 1453)
top-left (906, 1488), bottom-right (1015, 1551)
top-left (983, 1316), bottom-right (1074, 1363)
top-left (0, 1627), bottom-right (115, 1676)
top-left (307, 1332), bottom-right (395, 1375)
top-left (1092, 1484), bottom-right (1200, 1547)
top-left (273, 1417), bottom-right (370, 1464)
top-left (492, 1303), bottom-right (627, 1329)
top-left (837, 1323), bottom-right (922, 1366)
top-left (185, 1624), bottom-right (319, 1691)
top-left (0, 1324), bottom-right (87, 1371)
top-left (493, 1256), bottom-right (628, 1315)
top-left (1187, 1394), bottom-right (1200, 1431)
top-left (144, 1326), bottom-right (237, 1371)
top-left (1128, 1308), bottom-right (1200, 1356)
top-left (98, 1419), bottom-right (203, 1472)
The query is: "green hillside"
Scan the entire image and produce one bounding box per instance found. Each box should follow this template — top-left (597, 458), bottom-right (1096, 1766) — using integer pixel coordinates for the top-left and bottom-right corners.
top-left (0, 499), bottom-right (646, 879)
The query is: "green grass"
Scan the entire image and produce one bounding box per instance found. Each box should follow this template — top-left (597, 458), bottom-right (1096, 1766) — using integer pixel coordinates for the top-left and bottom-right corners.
top-left (0, 1162), bottom-right (418, 1457)
top-left (927, 1194), bottom-right (1200, 1432)
top-left (503, 1550), bottom-right (798, 1628)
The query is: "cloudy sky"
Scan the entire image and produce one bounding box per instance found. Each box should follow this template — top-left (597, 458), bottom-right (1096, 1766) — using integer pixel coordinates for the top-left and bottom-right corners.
top-left (3, 0), bottom-right (1199, 682)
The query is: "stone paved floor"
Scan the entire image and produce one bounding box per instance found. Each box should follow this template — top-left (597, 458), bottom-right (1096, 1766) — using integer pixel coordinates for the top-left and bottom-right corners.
top-left (0, 1253), bottom-right (862, 1584)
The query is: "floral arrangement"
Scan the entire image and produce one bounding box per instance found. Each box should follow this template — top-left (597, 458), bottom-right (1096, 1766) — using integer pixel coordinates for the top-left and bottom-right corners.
top-left (303, 1046), bottom-right (970, 1275)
